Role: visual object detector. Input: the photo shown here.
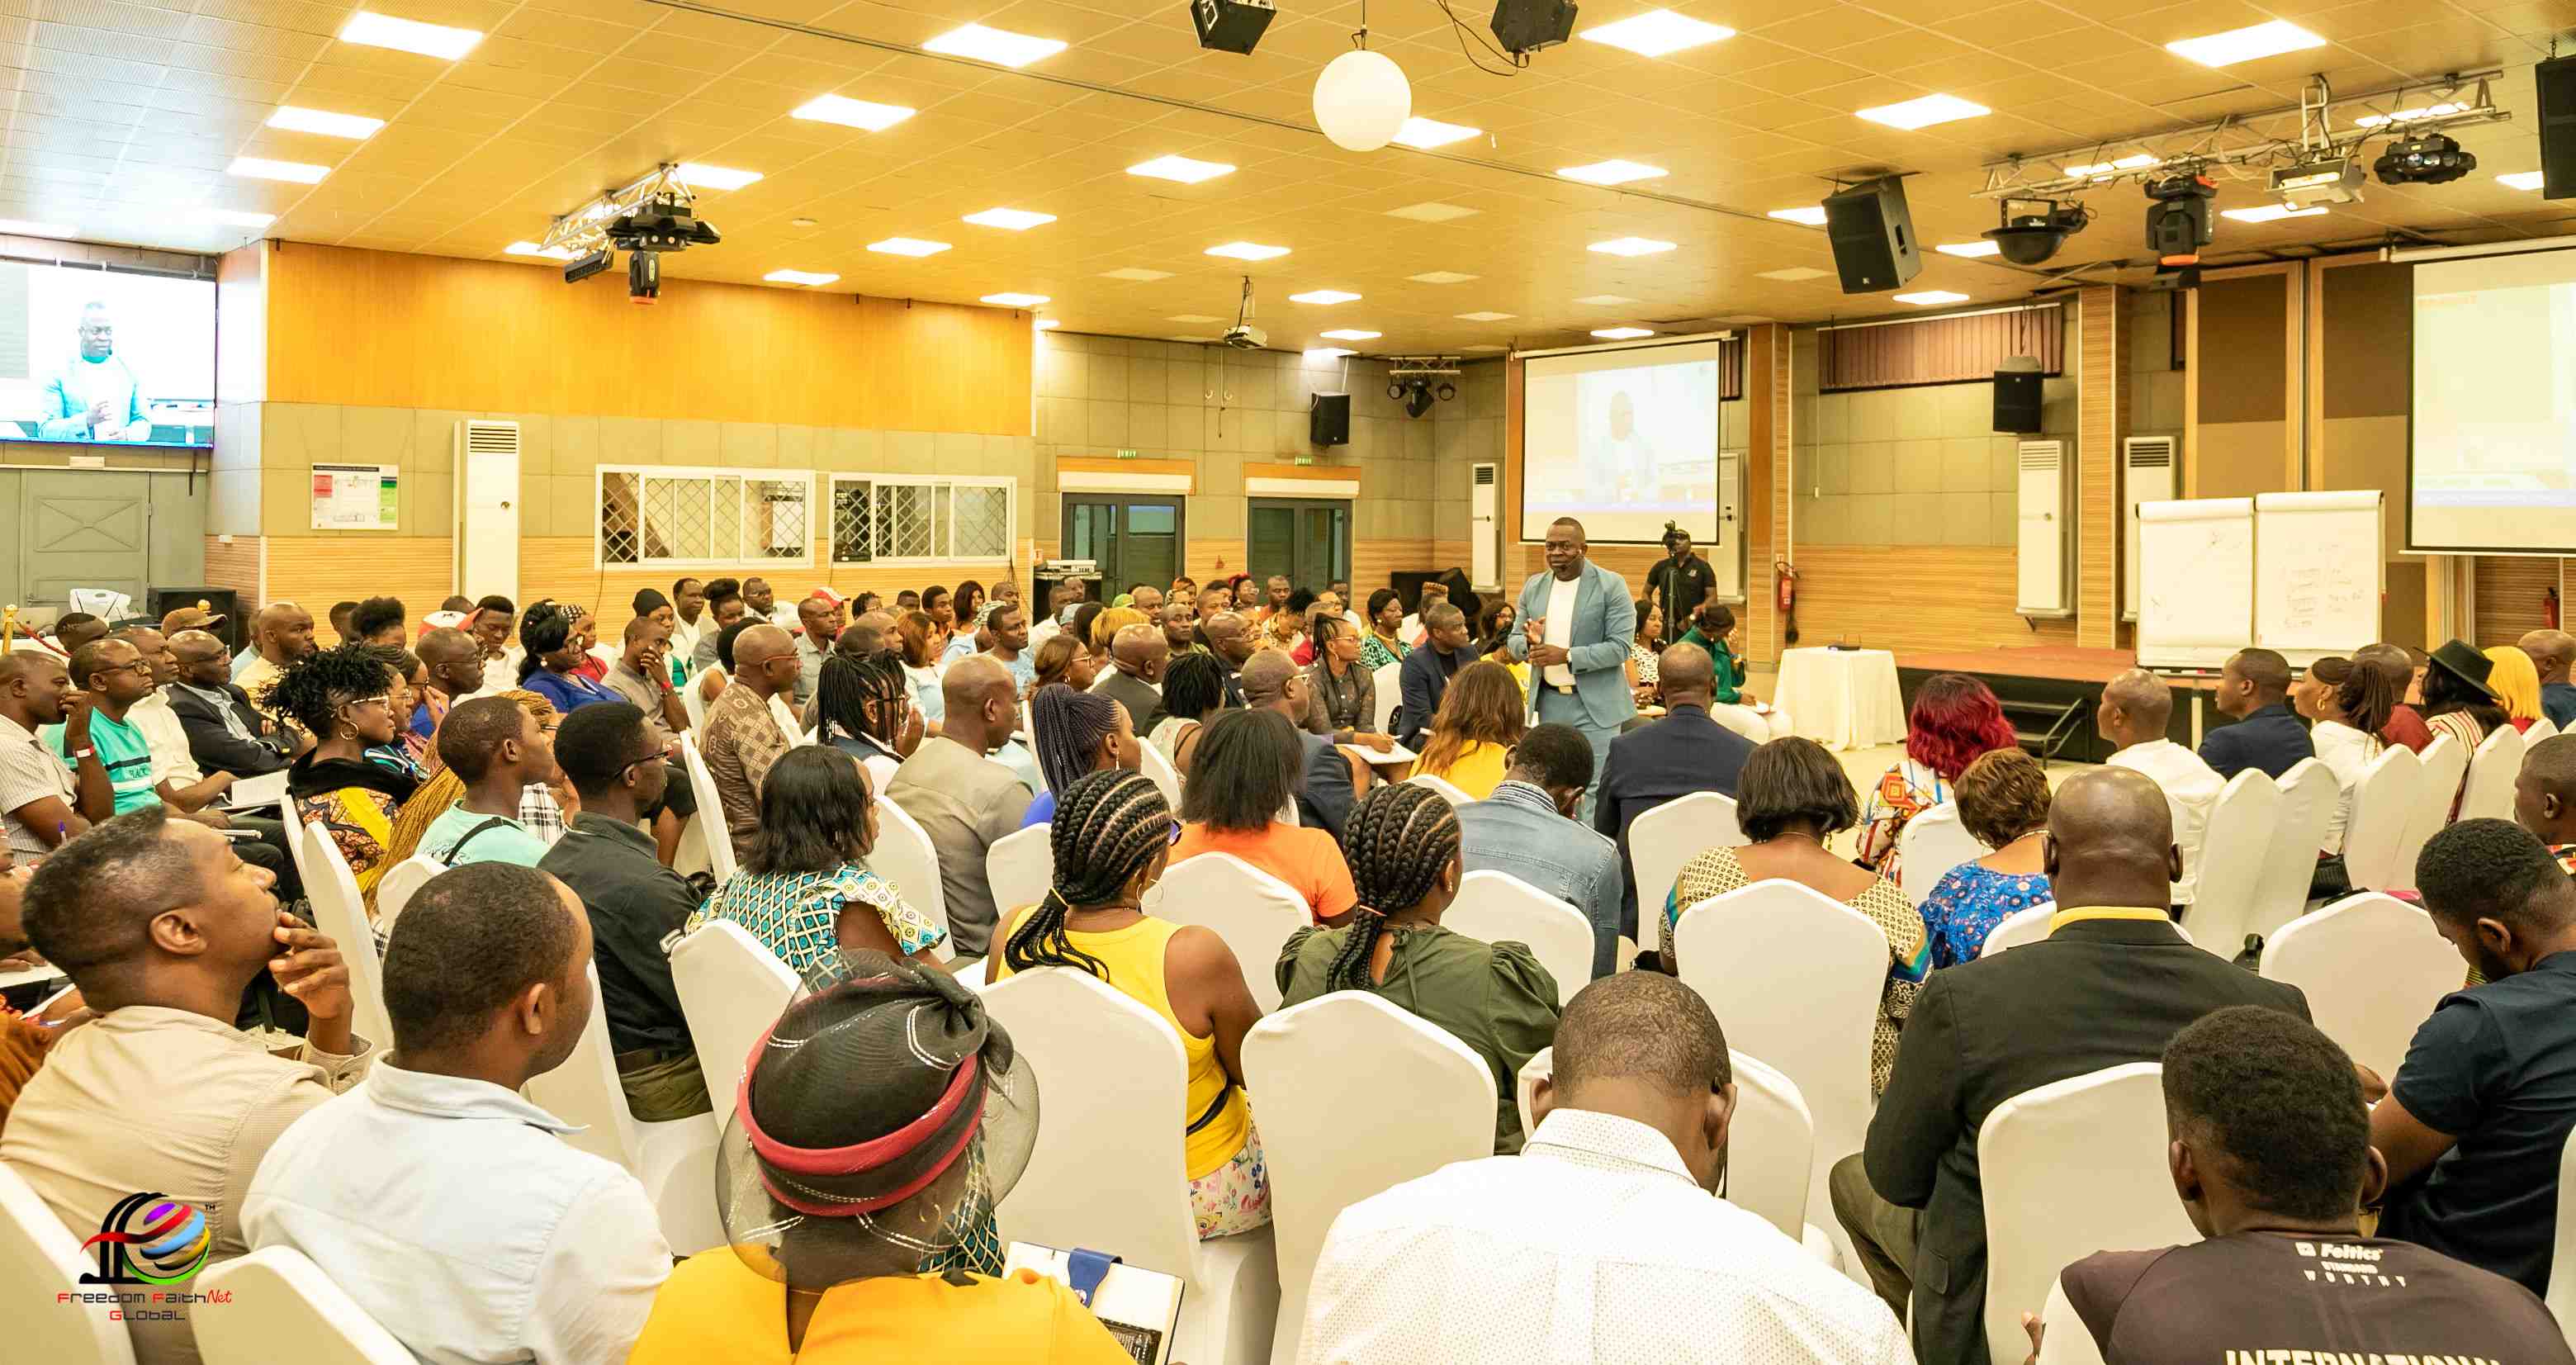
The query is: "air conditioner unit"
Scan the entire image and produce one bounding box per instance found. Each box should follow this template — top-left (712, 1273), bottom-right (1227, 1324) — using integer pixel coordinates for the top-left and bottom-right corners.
top-left (2015, 438), bottom-right (2073, 618)
top-left (2121, 435), bottom-right (2176, 623)
top-left (1470, 462), bottom-right (1499, 589)
top-left (454, 419), bottom-right (521, 605)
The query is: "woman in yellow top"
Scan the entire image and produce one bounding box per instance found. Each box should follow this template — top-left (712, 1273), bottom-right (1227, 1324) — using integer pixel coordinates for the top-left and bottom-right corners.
top-left (627, 952), bottom-right (1134, 1365)
top-left (1414, 660), bottom-right (1526, 800)
top-left (992, 768), bottom-right (1271, 1238)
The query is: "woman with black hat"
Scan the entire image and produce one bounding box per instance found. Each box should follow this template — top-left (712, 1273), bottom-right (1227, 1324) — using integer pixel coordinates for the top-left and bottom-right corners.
top-left (2424, 637), bottom-right (2512, 819)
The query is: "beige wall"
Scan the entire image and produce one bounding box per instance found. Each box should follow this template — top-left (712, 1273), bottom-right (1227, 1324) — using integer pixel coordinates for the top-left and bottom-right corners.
top-left (1791, 373), bottom-right (2071, 548)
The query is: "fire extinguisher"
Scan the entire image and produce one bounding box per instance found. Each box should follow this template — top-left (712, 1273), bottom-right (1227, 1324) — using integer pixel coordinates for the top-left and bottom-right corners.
top-left (1775, 560), bottom-right (1801, 646)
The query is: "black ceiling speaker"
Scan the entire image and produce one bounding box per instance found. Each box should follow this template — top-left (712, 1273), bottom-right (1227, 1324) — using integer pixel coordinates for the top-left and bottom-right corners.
top-left (1489, 0), bottom-right (1577, 55)
top-left (1190, 0), bottom-right (1275, 55)
top-left (1820, 175), bottom-right (1921, 293)
top-left (2538, 51), bottom-right (2576, 199)
top-left (1982, 200), bottom-right (2091, 266)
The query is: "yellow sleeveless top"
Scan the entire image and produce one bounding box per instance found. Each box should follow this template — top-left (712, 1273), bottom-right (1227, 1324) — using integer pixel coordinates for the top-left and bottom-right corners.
top-left (991, 910), bottom-right (1250, 1180)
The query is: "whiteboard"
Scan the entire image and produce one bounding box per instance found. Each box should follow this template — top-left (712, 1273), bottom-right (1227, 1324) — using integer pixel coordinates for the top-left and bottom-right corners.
top-left (2255, 491), bottom-right (2383, 664)
top-left (2138, 498), bottom-right (2254, 670)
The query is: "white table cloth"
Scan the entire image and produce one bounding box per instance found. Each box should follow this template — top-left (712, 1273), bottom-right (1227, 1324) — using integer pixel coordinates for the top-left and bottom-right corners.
top-left (1773, 647), bottom-right (1906, 751)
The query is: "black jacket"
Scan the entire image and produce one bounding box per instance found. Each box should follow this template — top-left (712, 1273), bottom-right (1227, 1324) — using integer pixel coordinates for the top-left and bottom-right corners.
top-left (539, 813), bottom-right (703, 1057)
top-left (166, 682), bottom-right (294, 778)
top-left (2198, 702), bottom-right (2314, 781)
top-left (1093, 670), bottom-right (1168, 736)
top-left (1590, 705), bottom-right (1754, 937)
top-left (1863, 912), bottom-right (2311, 1365)
top-left (1395, 644), bottom-right (1466, 750)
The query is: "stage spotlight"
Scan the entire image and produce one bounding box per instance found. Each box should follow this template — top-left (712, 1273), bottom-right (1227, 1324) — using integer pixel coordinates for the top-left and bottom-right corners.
top-left (627, 249), bottom-right (660, 304)
top-left (1436, 380), bottom-right (1456, 401)
top-left (2271, 155), bottom-right (2365, 207)
top-left (1191, 0), bottom-right (1275, 54)
top-left (1489, 0), bottom-right (1577, 55)
top-left (2376, 132), bottom-right (2477, 185)
top-left (1403, 379), bottom-right (1435, 418)
top-left (1981, 198), bottom-right (2091, 266)
top-left (2143, 173), bottom-right (2216, 268)
top-left (1388, 379), bottom-right (1407, 400)
top-left (563, 248), bottom-right (613, 285)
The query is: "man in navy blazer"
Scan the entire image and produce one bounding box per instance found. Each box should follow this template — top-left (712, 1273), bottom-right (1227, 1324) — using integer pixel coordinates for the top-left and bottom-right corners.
top-left (1592, 644), bottom-right (1754, 940)
top-left (2199, 647), bottom-right (2313, 781)
top-left (1508, 517), bottom-right (1638, 813)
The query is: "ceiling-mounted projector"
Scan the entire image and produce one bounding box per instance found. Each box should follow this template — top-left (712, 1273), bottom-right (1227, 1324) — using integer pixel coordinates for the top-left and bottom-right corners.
top-left (2271, 156), bottom-right (2365, 207)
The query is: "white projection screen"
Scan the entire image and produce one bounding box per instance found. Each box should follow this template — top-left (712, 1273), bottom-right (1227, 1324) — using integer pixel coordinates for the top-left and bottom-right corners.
top-left (2411, 248), bottom-right (2576, 552)
top-left (1521, 338), bottom-right (1722, 545)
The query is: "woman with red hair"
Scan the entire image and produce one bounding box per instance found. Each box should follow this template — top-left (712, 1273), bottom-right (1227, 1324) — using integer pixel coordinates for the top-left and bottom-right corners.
top-left (1855, 672), bottom-right (2021, 880)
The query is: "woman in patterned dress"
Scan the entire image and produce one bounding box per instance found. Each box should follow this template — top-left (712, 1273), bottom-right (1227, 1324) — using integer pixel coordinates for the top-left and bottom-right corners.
top-left (1855, 672), bottom-right (2020, 883)
top-left (1918, 749), bottom-right (2054, 969)
top-left (690, 746), bottom-right (945, 973)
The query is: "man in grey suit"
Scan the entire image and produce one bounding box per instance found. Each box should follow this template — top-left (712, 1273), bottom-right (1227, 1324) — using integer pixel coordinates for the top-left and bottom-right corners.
top-left (1094, 623), bottom-right (1169, 735)
top-left (1508, 516), bottom-right (1637, 814)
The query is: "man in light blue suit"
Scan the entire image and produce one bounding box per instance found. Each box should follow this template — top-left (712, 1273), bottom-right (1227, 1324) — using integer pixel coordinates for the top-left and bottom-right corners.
top-left (1508, 517), bottom-right (1636, 816)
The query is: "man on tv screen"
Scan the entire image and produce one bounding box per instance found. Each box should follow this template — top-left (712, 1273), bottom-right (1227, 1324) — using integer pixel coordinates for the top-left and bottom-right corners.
top-left (39, 302), bottom-right (150, 442)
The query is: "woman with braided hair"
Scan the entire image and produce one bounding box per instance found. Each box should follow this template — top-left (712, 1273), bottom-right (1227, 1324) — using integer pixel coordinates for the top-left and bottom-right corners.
top-left (1277, 782), bottom-right (1561, 1153)
top-left (991, 770), bottom-right (1269, 1238)
top-left (1152, 651), bottom-right (1232, 778)
top-left (812, 652), bottom-right (915, 792)
top-left (1019, 683), bottom-right (1138, 828)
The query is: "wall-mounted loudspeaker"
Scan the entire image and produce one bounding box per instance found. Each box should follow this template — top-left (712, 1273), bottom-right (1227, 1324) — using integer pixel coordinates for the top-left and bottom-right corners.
top-left (1821, 176), bottom-right (1922, 294)
top-left (1993, 359), bottom-right (2043, 434)
top-left (1310, 392), bottom-right (1351, 447)
top-left (2538, 52), bottom-right (2576, 200)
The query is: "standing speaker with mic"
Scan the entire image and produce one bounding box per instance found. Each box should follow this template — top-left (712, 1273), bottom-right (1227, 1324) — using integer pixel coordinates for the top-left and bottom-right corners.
top-left (1821, 176), bottom-right (1922, 294)
top-left (2538, 52), bottom-right (2576, 200)
top-left (1309, 393), bottom-right (1351, 447)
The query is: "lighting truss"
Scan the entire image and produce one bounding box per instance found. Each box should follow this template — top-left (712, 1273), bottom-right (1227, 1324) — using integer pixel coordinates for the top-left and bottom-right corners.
top-left (537, 163), bottom-right (701, 258)
top-left (1384, 355), bottom-right (1464, 377)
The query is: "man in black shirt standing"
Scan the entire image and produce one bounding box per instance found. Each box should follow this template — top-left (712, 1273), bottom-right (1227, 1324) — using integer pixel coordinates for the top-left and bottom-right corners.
top-left (1646, 525), bottom-right (1715, 641)
top-left (535, 702), bottom-right (710, 1123)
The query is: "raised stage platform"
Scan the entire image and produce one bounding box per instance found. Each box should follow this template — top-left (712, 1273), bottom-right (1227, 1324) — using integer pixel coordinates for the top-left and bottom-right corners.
top-left (1890, 646), bottom-right (2214, 765)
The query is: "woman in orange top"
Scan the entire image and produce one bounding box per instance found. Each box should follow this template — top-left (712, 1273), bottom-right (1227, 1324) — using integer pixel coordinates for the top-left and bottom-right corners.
top-left (1169, 709), bottom-right (1359, 922)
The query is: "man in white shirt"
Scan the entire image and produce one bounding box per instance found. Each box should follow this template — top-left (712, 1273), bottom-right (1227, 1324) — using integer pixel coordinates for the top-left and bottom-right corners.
top-left (1295, 971), bottom-right (1907, 1365)
top-left (244, 861), bottom-right (670, 1365)
top-left (2098, 668), bottom-right (2223, 908)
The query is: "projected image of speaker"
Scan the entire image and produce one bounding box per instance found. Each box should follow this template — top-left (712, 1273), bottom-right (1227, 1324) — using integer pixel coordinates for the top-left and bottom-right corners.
top-left (1992, 359), bottom-right (2043, 434)
top-left (2539, 52), bottom-right (2576, 200)
top-left (1821, 176), bottom-right (1922, 294)
top-left (1310, 392), bottom-right (1351, 447)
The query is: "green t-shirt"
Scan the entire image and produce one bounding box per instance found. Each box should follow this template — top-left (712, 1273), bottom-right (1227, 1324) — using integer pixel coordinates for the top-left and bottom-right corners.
top-left (45, 710), bottom-right (160, 813)
top-left (422, 801), bottom-right (550, 869)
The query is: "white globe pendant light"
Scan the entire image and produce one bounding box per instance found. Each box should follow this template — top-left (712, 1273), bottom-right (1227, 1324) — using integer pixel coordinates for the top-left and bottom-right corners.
top-left (1314, 45), bottom-right (1409, 152)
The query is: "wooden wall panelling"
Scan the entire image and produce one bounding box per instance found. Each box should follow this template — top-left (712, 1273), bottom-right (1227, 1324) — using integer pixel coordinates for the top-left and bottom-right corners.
top-left (1749, 324), bottom-right (1782, 664)
top-left (203, 535), bottom-right (261, 610)
top-left (2077, 286), bottom-right (2120, 647)
top-left (1791, 545), bottom-right (2082, 654)
top-left (266, 537), bottom-right (455, 633)
top-left (1352, 539), bottom-right (1433, 597)
top-left (2473, 556), bottom-right (2566, 647)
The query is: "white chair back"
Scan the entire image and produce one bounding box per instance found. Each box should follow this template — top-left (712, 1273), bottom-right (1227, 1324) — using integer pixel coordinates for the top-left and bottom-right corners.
top-left (1627, 790), bottom-right (1746, 928)
top-left (859, 751), bottom-right (899, 795)
top-left (2528, 716), bottom-right (2562, 745)
top-left (523, 963), bottom-right (644, 1174)
top-left (2257, 892), bottom-right (2460, 1078)
top-left (1514, 1045), bottom-right (1814, 1242)
top-left (1157, 851), bottom-right (1309, 1012)
top-left (194, 1246), bottom-right (412, 1365)
top-left (2550, 1126), bottom-right (2576, 1339)
top-left (1979, 902), bottom-right (2059, 956)
top-left (2459, 723), bottom-right (2526, 824)
top-left (296, 822), bottom-right (393, 1050)
top-left (867, 799), bottom-right (950, 958)
top-left (675, 733), bottom-right (738, 885)
top-left (1138, 736), bottom-right (1184, 808)
top-left (1978, 1063), bottom-right (2195, 1365)
top-left (276, 792), bottom-right (312, 888)
top-left (1370, 660), bottom-right (1401, 734)
top-left (986, 822), bottom-right (1055, 931)
top-left (1446, 870), bottom-right (1593, 1003)
top-left (680, 672), bottom-right (711, 732)
top-left (2178, 769), bottom-right (2280, 958)
top-left (372, 855), bottom-right (442, 928)
top-left (2389, 733), bottom-right (2466, 892)
top-left (2339, 743), bottom-right (2422, 892)
top-left (1244, 993), bottom-right (1496, 1364)
top-left (0, 1160), bottom-right (135, 1365)
top-left (2035, 1274), bottom-right (2110, 1365)
top-left (1407, 772), bottom-right (1472, 807)
top-left (670, 921), bottom-right (798, 1112)
top-left (2249, 758), bottom-right (2337, 941)
top-left (1896, 803), bottom-right (1987, 905)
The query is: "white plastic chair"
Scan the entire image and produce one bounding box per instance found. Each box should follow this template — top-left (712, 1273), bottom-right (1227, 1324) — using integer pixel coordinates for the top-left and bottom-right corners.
top-left (1243, 993), bottom-right (1495, 1364)
top-left (1370, 659), bottom-right (1401, 735)
top-left (680, 672), bottom-right (711, 732)
top-left (2178, 769), bottom-right (2280, 959)
top-left (1980, 902), bottom-right (2060, 956)
top-left (1407, 772), bottom-right (1472, 806)
top-left (1897, 803), bottom-right (1987, 906)
top-left (670, 921), bottom-right (798, 1116)
top-left (2549, 1126), bottom-right (2576, 1345)
top-left (983, 968), bottom-right (1280, 1365)
top-left (0, 1160), bottom-right (135, 1365)
top-left (523, 962), bottom-right (722, 1254)
top-left (986, 822), bottom-right (1055, 929)
top-left (371, 855), bottom-right (442, 928)
top-left (1978, 1063), bottom-right (2196, 1365)
top-left (1627, 790), bottom-right (1746, 927)
top-left (868, 799), bottom-right (951, 960)
top-left (2528, 716), bottom-right (2562, 746)
top-left (2460, 724), bottom-right (2526, 824)
top-left (2258, 893), bottom-right (2460, 1078)
top-left (276, 792), bottom-right (312, 889)
top-left (2339, 743), bottom-right (2422, 892)
top-left (2389, 734), bottom-right (2466, 893)
top-left (1157, 851), bottom-right (1310, 1012)
top-left (675, 733), bottom-right (738, 885)
top-left (194, 1245), bottom-right (413, 1365)
top-left (1517, 1046), bottom-right (1817, 1245)
top-left (1445, 870), bottom-right (1594, 1003)
top-left (1139, 737), bottom-right (1185, 808)
top-left (2249, 759), bottom-right (2337, 942)
top-left (2034, 1274), bottom-right (2110, 1365)
top-left (297, 823), bottom-right (393, 1050)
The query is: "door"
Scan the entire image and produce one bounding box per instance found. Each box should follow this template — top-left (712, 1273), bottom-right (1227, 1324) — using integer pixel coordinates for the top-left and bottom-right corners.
top-left (1062, 495), bottom-right (1185, 600)
top-left (21, 471), bottom-right (150, 609)
top-left (1248, 497), bottom-right (1349, 590)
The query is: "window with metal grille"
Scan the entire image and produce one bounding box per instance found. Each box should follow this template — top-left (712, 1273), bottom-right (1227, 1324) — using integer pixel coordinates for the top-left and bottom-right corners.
top-left (595, 466), bottom-right (815, 569)
top-left (829, 476), bottom-right (1016, 565)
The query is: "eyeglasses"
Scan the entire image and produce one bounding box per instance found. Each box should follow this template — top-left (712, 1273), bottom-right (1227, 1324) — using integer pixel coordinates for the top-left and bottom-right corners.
top-left (1166, 819), bottom-right (1184, 846)
top-left (343, 694), bottom-right (391, 712)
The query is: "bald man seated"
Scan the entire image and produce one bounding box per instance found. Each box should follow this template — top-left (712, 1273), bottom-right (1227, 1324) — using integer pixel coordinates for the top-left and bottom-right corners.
top-left (2522, 629), bottom-right (2576, 730)
top-left (2098, 668), bottom-right (2223, 911)
top-left (885, 655), bottom-right (1032, 960)
top-left (1830, 768), bottom-right (2313, 1365)
top-left (1095, 623), bottom-right (1171, 737)
top-left (699, 623), bottom-right (797, 862)
top-left (1593, 642), bottom-right (1757, 942)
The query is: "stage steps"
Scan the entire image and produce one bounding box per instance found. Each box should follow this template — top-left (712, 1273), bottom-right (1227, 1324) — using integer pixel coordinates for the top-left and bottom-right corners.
top-left (2004, 696), bottom-right (2090, 763)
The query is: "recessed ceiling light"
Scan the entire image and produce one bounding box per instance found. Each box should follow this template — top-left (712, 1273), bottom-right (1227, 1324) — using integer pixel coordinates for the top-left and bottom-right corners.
top-left (867, 237), bottom-right (950, 256)
top-left (1456, 310), bottom-right (1515, 321)
top-left (505, 240), bottom-right (575, 260)
top-left (1101, 267), bottom-right (1174, 281)
top-left (1392, 116), bottom-right (1481, 149)
top-left (922, 22), bottom-right (1066, 67)
top-left (2166, 19), bottom-right (2325, 67)
top-left (2499, 171), bottom-right (2546, 190)
top-left (1128, 154), bottom-right (1235, 184)
top-left (1385, 201), bottom-right (1480, 222)
top-left (1591, 327), bottom-right (1655, 339)
top-left (2065, 154), bottom-right (2161, 178)
top-left (1319, 329), bottom-right (1381, 340)
top-left (1589, 236), bottom-right (1676, 256)
top-left (1409, 270), bottom-right (1478, 284)
top-left (2354, 102), bottom-right (2465, 129)
top-left (675, 163), bottom-right (762, 192)
top-left (1036, 318), bottom-right (1060, 329)
top-left (1936, 240), bottom-right (2001, 258)
top-left (267, 106), bottom-right (382, 139)
top-left (1558, 159), bottom-right (1667, 186)
top-left (1461, 344), bottom-right (1506, 352)
top-left (1205, 240), bottom-right (1289, 260)
top-left (792, 94), bottom-right (916, 131)
top-left (1579, 9), bottom-right (1735, 56)
top-left (201, 209), bottom-right (275, 228)
top-left (1854, 93), bottom-right (1989, 130)
top-left (338, 11), bottom-right (482, 59)
top-left (0, 219), bottom-right (73, 237)
top-left (1305, 347), bottom-right (1355, 359)
top-left (790, 216), bottom-right (818, 228)
top-left (1768, 206), bottom-right (1827, 226)
top-left (2220, 203), bottom-right (2328, 223)
top-left (1892, 290), bottom-right (1970, 306)
top-left (1168, 314), bottom-right (1224, 323)
top-left (1756, 266), bottom-right (1830, 281)
top-left (1574, 294), bottom-right (1638, 306)
top-left (765, 269), bottom-right (839, 286)
top-left (1290, 289), bottom-right (1362, 305)
top-left (228, 156), bottom-right (328, 183)
top-left (981, 291), bottom-right (1049, 306)
top-left (964, 206), bottom-right (1055, 230)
